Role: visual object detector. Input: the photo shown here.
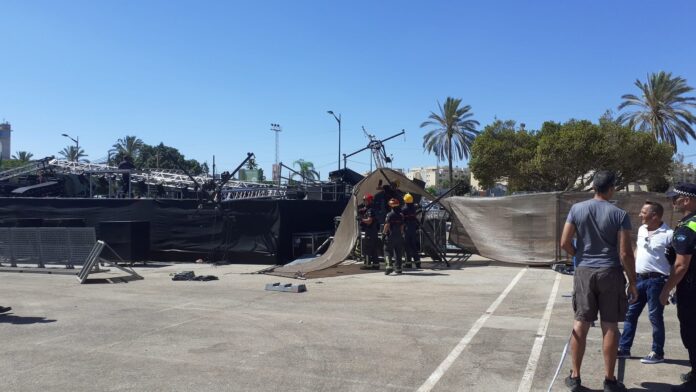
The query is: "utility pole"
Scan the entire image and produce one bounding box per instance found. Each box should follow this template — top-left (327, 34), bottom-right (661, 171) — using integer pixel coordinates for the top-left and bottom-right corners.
top-left (270, 123), bottom-right (282, 185)
top-left (270, 123), bottom-right (281, 165)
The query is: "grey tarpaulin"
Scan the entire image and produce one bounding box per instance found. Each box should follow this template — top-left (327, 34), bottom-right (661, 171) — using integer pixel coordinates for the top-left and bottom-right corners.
top-left (443, 191), bottom-right (678, 265)
top-left (268, 168), bottom-right (435, 278)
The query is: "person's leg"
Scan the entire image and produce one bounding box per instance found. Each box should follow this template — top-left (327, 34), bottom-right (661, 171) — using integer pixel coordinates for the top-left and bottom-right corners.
top-left (602, 321), bottom-right (621, 380)
top-left (570, 320), bottom-right (591, 378)
top-left (619, 278), bottom-right (648, 353)
top-left (646, 277), bottom-right (666, 356)
top-left (596, 268), bottom-right (628, 381)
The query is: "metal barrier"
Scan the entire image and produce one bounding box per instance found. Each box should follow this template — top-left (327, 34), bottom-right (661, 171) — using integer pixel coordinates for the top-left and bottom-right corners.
top-left (0, 227), bottom-right (142, 283)
top-left (0, 227), bottom-right (96, 268)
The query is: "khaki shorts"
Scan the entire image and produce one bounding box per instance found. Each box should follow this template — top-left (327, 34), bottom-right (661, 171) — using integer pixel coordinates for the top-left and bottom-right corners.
top-left (573, 267), bottom-right (627, 323)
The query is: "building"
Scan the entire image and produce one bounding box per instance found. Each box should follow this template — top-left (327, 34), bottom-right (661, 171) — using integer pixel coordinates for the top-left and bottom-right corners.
top-left (0, 121), bottom-right (12, 161)
top-left (405, 166), bottom-right (469, 188)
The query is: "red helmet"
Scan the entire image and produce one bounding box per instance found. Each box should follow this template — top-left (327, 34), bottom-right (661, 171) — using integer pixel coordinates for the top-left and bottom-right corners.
top-left (388, 198), bottom-right (400, 207)
top-left (363, 193), bottom-right (374, 202)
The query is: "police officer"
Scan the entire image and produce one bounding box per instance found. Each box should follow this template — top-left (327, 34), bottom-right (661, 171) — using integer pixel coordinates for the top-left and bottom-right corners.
top-left (402, 193), bottom-right (421, 269)
top-left (383, 198), bottom-right (405, 275)
top-left (660, 183), bottom-right (696, 392)
top-left (359, 193), bottom-right (380, 270)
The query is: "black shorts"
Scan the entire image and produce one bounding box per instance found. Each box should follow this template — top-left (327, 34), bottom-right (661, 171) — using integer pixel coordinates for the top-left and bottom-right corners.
top-left (573, 267), bottom-right (627, 323)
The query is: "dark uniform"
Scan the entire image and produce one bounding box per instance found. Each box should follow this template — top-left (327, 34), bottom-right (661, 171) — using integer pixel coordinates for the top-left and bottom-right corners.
top-left (384, 208), bottom-right (405, 274)
top-left (402, 203), bottom-right (421, 268)
top-left (672, 211), bottom-right (696, 388)
top-left (359, 203), bottom-right (380, 270)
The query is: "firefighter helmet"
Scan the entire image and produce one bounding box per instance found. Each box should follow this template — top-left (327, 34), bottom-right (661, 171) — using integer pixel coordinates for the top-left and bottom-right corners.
top-left (403, 193), bottom-right (414, 204)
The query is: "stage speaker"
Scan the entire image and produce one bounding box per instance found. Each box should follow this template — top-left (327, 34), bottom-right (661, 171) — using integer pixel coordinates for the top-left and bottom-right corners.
top-left (97, 221), bottom-right (150, 262)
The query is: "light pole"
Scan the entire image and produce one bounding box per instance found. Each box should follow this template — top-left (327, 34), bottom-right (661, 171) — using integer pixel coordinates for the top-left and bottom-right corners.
top-left (61, 133), bottom-right (79, 161)
top-left (270, 123), bottom-right (282, 185)
top-left (327, 111), bottom-right (341, 171)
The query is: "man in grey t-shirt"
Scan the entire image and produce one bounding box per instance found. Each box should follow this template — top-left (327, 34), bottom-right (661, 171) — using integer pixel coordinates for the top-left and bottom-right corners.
top-left (560, 170), bottom-right (638, 392)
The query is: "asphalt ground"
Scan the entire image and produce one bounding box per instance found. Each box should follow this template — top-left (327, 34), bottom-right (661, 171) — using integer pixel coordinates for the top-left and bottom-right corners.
top-left (0, 256), bottom-right (691, 392)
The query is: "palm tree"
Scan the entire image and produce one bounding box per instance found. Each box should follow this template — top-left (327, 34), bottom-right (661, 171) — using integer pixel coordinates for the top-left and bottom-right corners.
top-left (12, 151), bottom-right (33, 162)
top-left (618, 71), bottom-right (696, 150)
top-left (59, 145), bottom-right (88, 162)
top-left (421, 97), bottom-right (480, 184)
top-left (246, 158), bottom-right (259, 170)
top-left (112, 135), bottom-right (144, 161)
top-left (291, 159), bottom-right (320, 183)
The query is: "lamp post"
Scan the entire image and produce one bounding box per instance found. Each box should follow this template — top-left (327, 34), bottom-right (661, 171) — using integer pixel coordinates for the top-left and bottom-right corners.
top-left (61, 133), bottom-right (79, 161)
top-left (327, 111), bottom-right (341, 171)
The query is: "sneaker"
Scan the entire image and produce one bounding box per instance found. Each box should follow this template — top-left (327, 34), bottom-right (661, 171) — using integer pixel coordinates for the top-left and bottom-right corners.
top-left (395, 270), bottom-right (403, 275)
top-left (604, 378), bottom-right (627, 392)
top-left (564, 371), bottom-right (581, 392)
top-left (0, 306), bottom-right (11, 314)
top-left (641, 351), bottom-right (664, 364)
top-left (617, 348), bottom-right (631, 359)
top-left (385, 268), bottom-right (393, 275)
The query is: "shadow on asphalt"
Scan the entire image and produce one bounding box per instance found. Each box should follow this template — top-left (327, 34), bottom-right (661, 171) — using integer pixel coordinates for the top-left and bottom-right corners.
top-left (0, 314), bottom-right (57, 324)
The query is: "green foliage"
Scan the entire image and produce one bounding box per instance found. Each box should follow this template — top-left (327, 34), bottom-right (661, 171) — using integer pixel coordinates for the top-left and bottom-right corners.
top-left (421, 97), bottom-right (479, 184)
top-left (618, 71), bottom-right (696, 151)
top-left (58, 145), bottom-right (88, 162)
top-left (290, 159), bottom-right (319, 182)
top-left (469, 118), bottom-right (674, 192)
top-left (111, 135), bottom-right (144, 162)
top-left (137, 143), bottom-right (204, 175)
top-left (0, 159), bottom-right (29, 170)
top-left (12, 151), bottom-right (33, 162)
top-left (425, 186), bottom-right (438, 196)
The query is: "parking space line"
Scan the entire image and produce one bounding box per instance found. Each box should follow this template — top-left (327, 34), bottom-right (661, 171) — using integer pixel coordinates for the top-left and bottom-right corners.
top-left (517, 272), bottom-right (562, 392)
top-left (416, 268), bottom-right (528, 392)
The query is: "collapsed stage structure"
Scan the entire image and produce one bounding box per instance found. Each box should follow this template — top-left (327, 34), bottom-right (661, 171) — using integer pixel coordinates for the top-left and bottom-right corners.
top-left (0, 156), bottom-right (352, 263)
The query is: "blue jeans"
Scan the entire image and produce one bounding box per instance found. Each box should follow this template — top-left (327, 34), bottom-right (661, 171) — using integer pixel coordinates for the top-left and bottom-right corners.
top-left (619, 276), bottom-right (666, 355)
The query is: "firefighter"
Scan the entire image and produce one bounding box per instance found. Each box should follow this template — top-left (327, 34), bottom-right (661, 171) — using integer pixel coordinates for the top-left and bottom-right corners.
top-left (383, 198), bottom-right (405, 275)
top-left (402, 193), bottom-right (421, 269)
top-left (359, 193), bottom-right (380, 270)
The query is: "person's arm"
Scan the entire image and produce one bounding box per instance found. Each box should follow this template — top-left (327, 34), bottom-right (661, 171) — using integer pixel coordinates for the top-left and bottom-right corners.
top-left (660, 253), bottom-right (692, 306)
top-left (560, 222), bottom-right (576, 257)
top-left (619, 229), bottom-right (638, 303)
top-left (383, 222), bottom-right (390, 236)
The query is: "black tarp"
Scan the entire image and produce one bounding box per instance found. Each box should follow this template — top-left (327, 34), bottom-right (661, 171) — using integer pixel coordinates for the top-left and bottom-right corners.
top-left (0, 197), bottom-right (345, 263)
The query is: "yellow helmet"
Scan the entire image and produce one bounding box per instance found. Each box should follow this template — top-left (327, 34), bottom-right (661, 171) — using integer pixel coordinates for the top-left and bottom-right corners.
top-left (403, 193), bottom-right (414, 204)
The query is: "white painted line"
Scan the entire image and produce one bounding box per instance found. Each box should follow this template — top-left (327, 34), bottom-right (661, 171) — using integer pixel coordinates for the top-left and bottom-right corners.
top-left (417, 268), bottom-right (528, 392)
top-left (517, 272), bottom-right (562, 392)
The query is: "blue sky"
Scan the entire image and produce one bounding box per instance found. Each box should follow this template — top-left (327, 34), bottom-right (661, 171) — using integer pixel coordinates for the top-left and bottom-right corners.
top-left (1, 0), bottom-right (695, 179)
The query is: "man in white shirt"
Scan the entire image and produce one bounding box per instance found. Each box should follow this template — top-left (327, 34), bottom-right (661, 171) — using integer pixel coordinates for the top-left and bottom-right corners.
top-left (618, 201), bottom-right (673, 364)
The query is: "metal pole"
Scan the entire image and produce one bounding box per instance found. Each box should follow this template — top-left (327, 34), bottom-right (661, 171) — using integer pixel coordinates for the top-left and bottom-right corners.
top-left (338, 114), bottom-right (341, 170)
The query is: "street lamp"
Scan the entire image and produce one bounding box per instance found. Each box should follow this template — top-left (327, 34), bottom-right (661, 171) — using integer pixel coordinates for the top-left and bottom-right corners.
top-left (327, 111), bottom-right (341, 171)
top-left (61, 133), bottom-right (79, 150)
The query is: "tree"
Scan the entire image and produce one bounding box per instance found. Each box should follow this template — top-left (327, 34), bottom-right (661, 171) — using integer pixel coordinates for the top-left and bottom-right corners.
top-left (12, 151), bottom-right (33, 162)
top-left (246, 158), bottom-right (259, 170)
top-left (112, 135), bottom-right (144, 162)
top-left (137, 143), bottom-right (204, 175)
top-left (421, 97), bottom-right (480, 184)
top-left (618, 71), bottom-right (696, 151)
top-left (58, 145), bottom-right (88, 162)
top-left (290, 159), bottom-right (319, 183)
top-left (469, 118), bottom-right (674, 193)
top-left (468, 120), bottom-right (536, 190)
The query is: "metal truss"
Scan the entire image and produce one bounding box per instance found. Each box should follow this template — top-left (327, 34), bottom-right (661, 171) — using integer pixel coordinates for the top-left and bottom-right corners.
top-left (0, 157), bottom-right (54, 182)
